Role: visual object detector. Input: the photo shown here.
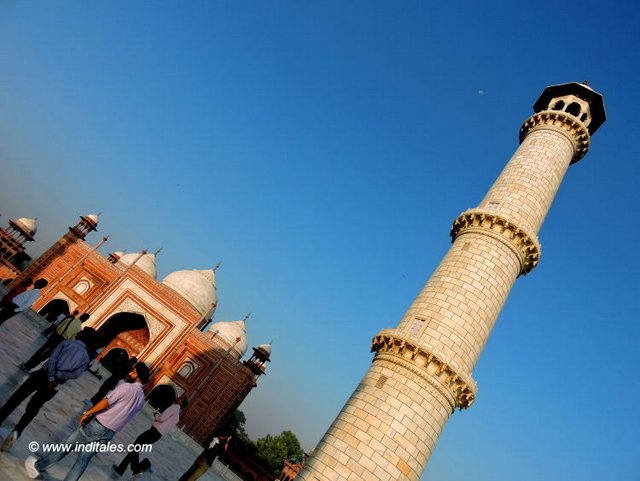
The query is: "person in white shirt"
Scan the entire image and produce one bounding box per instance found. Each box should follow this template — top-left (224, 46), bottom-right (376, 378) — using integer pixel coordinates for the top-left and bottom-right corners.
top-left (113, 395), bottom-right (188, 476)
top-left (179, 434), bottom-right (232, 481)
top-left (0, 279), bottom-right (48, 326)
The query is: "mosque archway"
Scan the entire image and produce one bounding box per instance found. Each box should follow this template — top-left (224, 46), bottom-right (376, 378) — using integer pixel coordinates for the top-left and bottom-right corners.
top-left (38, 299), bottom-right (70, 322)
top-left (243, 472), bottom-right (256, 481)
top-left (97, 312), bottom-right (150, 357)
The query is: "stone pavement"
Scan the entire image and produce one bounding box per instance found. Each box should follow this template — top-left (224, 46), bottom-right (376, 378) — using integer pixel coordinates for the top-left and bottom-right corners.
top-left (0, 305), bottom-right (227, 481)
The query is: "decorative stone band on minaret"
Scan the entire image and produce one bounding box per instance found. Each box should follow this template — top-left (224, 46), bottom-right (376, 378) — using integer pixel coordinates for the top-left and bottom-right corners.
top-left (296, 83), bottom-right (606, 481)
top-left (371, 329), bottom-right (477, 410)
top-left (450, 210), bottom-right (541, 275)
top-left (520, 110), bottom-right (590, 162)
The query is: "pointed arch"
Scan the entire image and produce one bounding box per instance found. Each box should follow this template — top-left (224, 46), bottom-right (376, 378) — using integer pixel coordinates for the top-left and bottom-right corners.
top-left (38, 299), bottom-right (70, 322)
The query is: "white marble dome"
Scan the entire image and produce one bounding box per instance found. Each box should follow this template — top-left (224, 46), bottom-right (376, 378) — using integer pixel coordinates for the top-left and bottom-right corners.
top-left (12, 217), bottom-right (37, 237)
top-left (256, 343), bottom-right (272, 357)
top-left (118, 252), bottom-right (157, 279)
top-left (208, 319), bottom-right (248, 359)
top-left (162, 269), bottom-right (216, 317)
top-left (85, 214), bottom-right (100, 226)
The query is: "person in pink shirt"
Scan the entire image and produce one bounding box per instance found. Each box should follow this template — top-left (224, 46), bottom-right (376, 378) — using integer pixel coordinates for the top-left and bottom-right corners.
top-left (113, 394), bottom-right (188, 476)
top-left (24, 362), bottom-right (150, 481)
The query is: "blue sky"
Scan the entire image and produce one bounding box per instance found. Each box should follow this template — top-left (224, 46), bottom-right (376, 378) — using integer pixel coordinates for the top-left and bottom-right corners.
top-left (1, 2), bottom-right (638, 480)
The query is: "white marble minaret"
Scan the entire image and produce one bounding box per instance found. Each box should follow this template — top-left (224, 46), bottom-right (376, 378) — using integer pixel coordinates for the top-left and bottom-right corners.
top-left (297, 82), bottom-right (606, 481)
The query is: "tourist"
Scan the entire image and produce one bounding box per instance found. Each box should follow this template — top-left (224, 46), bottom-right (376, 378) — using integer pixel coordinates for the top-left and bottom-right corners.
top-left (42, 309), bottom-right (79, 337)
top-left (89, 352), bottom-right (137, 405)
top-left (0, 278), bottom-right (48, 326)
top-left (178, 434), bottom-right (232, 481)
top-left (0, 278), bottom-right (32, 306)
top-left (22, 313), bottom-right (91, 371)
top-left (0, 328), bottom-right (98, 450)
top-left (24, 362), bottom-right (151, 481)
top-left (113, 395), bottom-right (189, 476)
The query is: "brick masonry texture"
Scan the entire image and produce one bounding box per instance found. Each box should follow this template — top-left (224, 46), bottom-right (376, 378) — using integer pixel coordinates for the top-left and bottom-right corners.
top-left (479, 128), bottom-right (574, 234)
top-left (397, 230), bottom-right (521, 374)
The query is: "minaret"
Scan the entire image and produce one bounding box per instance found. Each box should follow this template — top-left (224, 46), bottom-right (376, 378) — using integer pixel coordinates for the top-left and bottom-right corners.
top-left (69, 214), bottom-right (99, 240)
top-left (297, 82), bottom-right (606, 481)
top-left (0, 217), bottom-right (37, 264)
top-left (9, 214), bottom-right (100, 286)
top-left (244, 342), bottom-right (272, 379)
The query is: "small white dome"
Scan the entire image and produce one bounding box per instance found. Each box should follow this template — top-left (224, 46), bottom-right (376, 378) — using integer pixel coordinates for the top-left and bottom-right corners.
top-left (208, 319), bottom-right (247, 359)
top-left (256, 343), bottom-right (272, 357)
top-left (85, 214), bottom-right (100, 226)
top-left (162, 269), bottom-right (216, 316)
top-left (12, 217), bottom-right (37, 237)
top-left (118, 252), bottom-right (157, 279)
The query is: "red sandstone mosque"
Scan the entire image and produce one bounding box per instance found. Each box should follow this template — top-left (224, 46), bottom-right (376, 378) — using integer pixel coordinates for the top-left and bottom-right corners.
top-left (0, 213), bottom-right (272, 445)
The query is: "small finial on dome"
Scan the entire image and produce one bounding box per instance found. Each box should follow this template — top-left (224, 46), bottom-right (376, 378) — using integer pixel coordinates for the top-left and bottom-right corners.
top-left (243, 312), bottom-right (251, 322)
top-left (154, 247), bottom-right (163, 256)
top-left (582, 80), bottom-right (590, 85)
top-left (213, 262), bottom-right (221, 272)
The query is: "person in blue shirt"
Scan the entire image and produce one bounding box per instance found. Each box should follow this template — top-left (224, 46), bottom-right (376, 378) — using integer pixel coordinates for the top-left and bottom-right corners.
top-left (0, 328), bottom-right (98, 450)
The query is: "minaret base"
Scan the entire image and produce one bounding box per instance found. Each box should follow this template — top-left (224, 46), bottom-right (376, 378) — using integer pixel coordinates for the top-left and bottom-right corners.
top-left (297, 357), bottom-right (454, 481)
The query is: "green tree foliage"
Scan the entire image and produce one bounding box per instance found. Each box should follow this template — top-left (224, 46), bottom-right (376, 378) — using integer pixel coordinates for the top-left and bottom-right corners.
top-left (225, 410), bottom-right (256, 455)
top-left (255, 430), bottom-right (303, 475)
top-left (221, 413), bottom-right (303, 475)
top-left (227, 409), bottom-right (250, 443)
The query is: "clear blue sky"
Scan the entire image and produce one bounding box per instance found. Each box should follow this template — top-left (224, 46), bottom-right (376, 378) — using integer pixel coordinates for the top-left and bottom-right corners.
top-left (1, 2), bottom-right (638, 480)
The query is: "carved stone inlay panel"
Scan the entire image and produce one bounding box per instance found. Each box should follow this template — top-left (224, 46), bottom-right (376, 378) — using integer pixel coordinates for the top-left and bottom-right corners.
top-left (73, 277), bottom-right (92, 295)
top-left (371, 329), bottom-right (477, 409)
top-left (451, 209), bottom-right (541, 275)
top-left (178, 359), bottom-right (200, 379)
top-left (520, 110), bottom-right (590, 162)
